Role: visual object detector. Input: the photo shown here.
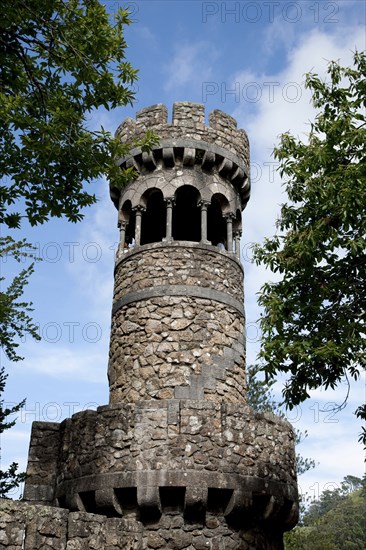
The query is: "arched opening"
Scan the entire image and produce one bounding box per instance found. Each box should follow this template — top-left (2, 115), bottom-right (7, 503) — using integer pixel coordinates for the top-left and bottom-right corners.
top-left (207, 194), bottom-right (229, 248)
top-left (121, 200), bottom-right (136, 248)
top-left (140, 189), bottom-right (166, 245)
top-left (172, 185), bottom-right (201, 242)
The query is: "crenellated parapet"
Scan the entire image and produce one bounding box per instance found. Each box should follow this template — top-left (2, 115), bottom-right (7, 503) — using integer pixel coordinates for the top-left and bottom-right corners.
top-left (115, 102), bottom-right (249, 162)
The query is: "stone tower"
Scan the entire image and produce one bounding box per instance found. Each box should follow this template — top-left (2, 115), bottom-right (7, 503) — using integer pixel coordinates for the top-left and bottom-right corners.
top-left (5, 103), bottom-right (298, 549)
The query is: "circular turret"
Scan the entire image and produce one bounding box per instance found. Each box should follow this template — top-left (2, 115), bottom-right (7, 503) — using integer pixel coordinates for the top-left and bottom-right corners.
top-left (108, 102), bottom-right (251, 405)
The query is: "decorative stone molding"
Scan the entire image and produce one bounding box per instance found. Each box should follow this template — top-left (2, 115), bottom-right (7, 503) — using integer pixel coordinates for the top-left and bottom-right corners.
top-left (112, 286), bottom-right (245, 317)
top-left (112, 138), bottom-right (250, 210)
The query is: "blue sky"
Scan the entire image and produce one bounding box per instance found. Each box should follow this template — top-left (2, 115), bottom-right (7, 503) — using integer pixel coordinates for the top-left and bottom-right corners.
top-left (1, 0), bottom-right (365, 501)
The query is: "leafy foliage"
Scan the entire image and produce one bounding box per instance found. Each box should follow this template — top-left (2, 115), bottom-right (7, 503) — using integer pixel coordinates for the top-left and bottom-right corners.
top-left (0, 0), bottom-right (158, 496)
top-left (253, 52), bottom-right (366, 444)
top-left (0, 238), bottom-right (40, 496)
top-left (0, 367), bottom-right (26, 498)
top-left (0, 237), bottom-right (41, 362)
top-left (0, 0), bottom-right (158, 230)
top-left (285, 476), bottom-right (366, 549)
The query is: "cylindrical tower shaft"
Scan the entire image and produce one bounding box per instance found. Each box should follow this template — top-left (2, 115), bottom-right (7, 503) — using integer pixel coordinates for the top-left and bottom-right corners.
top-left (108, 102), bottom-right (250, 406)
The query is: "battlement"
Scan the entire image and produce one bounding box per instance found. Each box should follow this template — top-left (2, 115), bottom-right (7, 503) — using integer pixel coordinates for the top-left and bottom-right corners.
top-left (112, 103), bottom-right (251, 214)
top-left (115, 102), bottom-right (250, 166)
top-left (116, 102), bottom-right (240, 133)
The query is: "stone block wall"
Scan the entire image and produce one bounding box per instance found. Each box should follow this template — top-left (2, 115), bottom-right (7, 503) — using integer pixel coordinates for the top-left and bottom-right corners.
top-left (109, 299), bottom-right (245, 403)
top-left (0, 500), bottom-right (142, 550)
top-left (113, 243), bottom-right (244, 303)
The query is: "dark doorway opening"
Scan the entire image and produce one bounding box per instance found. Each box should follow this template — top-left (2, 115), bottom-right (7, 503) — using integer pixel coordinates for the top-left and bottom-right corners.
top-left (207, 194), bottom-right (227, 247)
top-left (141, 189), bottom-right (166, 245)
top-left (172, 185), bottom-right (201, 242)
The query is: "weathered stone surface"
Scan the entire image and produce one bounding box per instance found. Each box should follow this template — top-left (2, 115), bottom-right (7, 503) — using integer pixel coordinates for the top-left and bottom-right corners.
top-left (113, 243), bottom-right (243, 304)
top-left (0, 499), bottom-right (290, 549)
top-left (114, 102), bottom-right (250, 184)
top-left (23, 401), bottom-right (297, 527)
top-left (108, 294), bottom-right (246, 404)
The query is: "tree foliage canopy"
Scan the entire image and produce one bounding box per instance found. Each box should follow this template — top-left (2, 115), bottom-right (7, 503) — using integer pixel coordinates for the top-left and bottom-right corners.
top-left (0, 367), bottom-right (26, 498)
top-left (0, 0), bottom-right (157, 230)
top-left (0, 0), bottom-right (158, 496)
top-left (254, 52), bottom-right (366, 443)
top-left (285, 475), bottom-right (366, 549)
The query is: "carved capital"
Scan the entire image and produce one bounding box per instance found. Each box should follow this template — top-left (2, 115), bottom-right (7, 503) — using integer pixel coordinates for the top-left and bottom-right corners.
top-left (164, 197), bottom-right (175, 207)
top-left (198, 200), bottom-right (210, 210)
top-left (132, 205), bottom-right (146, 214)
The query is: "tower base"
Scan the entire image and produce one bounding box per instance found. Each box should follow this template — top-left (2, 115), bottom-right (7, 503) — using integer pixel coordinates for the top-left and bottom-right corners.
top-left (20, 400), bottom-right (298, 549)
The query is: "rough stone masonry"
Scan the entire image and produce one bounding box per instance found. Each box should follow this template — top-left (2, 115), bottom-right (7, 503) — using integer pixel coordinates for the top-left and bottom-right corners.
top-left (0, 103), bottom-right (298, 549)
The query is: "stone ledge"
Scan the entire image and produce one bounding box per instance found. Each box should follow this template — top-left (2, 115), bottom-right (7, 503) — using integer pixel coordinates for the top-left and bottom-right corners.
top-left (53, 471), bottom-right (298, 529)
top-left (112, 284), bottom-right (245, 317)
top-left (114, 239), bottom-right (244, 272)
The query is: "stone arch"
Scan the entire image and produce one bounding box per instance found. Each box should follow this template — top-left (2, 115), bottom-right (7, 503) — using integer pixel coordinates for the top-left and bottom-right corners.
top-left (208, 193), bottom-right (230, 247)
top-left (118, 174), bottom-right (163, 210)
top-left (173, 185), bottom-right (201, 242)
top-left (206, 174), bottom-right (239, 210)
top-left (140, 188), bottom-right (166, 245)
top-left (119, 184), bottom-right (142, 210)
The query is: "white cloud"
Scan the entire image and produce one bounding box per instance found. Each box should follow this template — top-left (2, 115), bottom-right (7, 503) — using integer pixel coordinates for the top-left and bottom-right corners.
top-left (164, 42), bottom-right (219, 92)
top-left (234, 24), bottom-right (366, 331)
top-left (23, 342), bottom-right (107, 383)
top-left (134, 25), bottom-right (158, 47)
top-left (65, 179), bottom-right (117, 317)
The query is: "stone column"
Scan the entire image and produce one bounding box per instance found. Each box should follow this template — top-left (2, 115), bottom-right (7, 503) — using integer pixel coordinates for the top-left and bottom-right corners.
top-left (199, 200), bottom-right (210, 244)
top-left (133, 206), bottom-right (145, 246)
top-left (164, 198), bottom-right (174, 241)
top-left (117, 222), bottom-right (127, 258)
top-left (225, 214), bottom-right (234, 253)
top-left (234, 230), bottom-right (242, 259)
